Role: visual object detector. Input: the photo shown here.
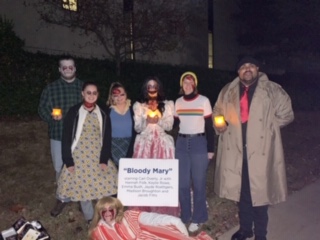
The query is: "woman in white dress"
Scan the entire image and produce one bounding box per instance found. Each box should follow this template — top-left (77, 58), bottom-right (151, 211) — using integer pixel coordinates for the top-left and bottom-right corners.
top-left (132, 77), bottom-right (175, 159)
top-left (130, 76), bottom-right (178, 216)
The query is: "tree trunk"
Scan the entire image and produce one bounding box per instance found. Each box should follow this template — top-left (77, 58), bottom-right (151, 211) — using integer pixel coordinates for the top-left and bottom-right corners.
top-left (116, 58), bottom-right (121, 76)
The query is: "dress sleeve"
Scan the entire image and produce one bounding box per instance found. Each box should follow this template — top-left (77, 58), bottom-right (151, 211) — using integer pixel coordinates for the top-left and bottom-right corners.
top-left (133, 101), bottom-right (147, 133)
top-left (157, 100), bottom-right (174, 131)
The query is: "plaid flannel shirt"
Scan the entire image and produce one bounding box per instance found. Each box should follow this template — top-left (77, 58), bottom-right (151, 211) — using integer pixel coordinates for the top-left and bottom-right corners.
top-left (38, 78), bottom-right (83, 140)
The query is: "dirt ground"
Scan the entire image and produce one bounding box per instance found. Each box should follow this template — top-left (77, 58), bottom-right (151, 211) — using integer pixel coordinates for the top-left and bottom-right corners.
top-left (0, 111), bottom-right (320, 240)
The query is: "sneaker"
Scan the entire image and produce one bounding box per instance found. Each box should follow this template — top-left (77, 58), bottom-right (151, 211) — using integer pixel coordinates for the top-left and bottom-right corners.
top-left (50, 200), bottom-right (68, 217)
top-left (188, 223), bottom-right (201, 233)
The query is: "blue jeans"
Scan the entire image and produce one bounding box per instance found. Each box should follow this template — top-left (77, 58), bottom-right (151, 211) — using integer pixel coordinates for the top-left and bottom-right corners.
top-left (80, 200), bottom-right (94, 221)
top-left (175, 135), bottom-right (209, 223)
top-left (50, 139), bottom-right (63, 182)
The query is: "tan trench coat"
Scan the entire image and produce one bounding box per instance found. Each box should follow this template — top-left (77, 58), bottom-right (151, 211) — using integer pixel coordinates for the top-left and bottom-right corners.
top-left (213, 72), bottom-right (294, 206)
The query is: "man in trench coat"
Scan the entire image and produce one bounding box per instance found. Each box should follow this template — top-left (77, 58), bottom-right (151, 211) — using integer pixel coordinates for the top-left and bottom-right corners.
top-left (212, 56), bottom-right (294, 240)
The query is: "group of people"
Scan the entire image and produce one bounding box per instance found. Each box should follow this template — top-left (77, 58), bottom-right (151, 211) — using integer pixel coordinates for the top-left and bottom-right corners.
top-left (38, 55), bottom-right (294, 240)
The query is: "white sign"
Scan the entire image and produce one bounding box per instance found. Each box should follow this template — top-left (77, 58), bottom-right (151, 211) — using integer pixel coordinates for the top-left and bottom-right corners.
top-left (117, 158), bottom-right (179, 207)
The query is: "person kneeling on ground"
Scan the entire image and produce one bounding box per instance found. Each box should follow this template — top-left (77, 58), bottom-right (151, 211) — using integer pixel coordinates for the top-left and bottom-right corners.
top-left (88, 197), bottom-right (213, 240)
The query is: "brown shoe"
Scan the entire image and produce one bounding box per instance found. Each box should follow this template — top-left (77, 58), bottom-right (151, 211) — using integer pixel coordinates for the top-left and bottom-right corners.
top-left (50, 200), bottom-right (68, 217)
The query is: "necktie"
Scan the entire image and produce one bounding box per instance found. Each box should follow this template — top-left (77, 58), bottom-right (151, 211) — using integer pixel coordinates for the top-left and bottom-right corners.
top-left (240, 86), bottom-right (249, 123)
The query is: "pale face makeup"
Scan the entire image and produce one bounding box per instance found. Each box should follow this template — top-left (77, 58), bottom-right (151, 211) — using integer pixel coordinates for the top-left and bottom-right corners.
top-left (59, 59), bottom-right (76, 81)
top-left (101, 204), bottom-right (117, 224)
top-left (147, 80), bottom-right (158, 98)
top-left (147, 80), bottom-right (158, 91)
top-left (82, 85), bottom-right (98, 106)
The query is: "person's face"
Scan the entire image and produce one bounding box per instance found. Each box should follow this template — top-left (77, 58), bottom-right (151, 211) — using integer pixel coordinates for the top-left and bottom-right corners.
top-left (238, 63), bottom-right (259, 86)
top-left (111, 87), bottom-right (127, 105)
top-left (147, 80), bottom-right (158, 97)
top-left (59, 60), bottom-right (76, 81)
top-left (82, 85), bottom-right (98, 104)
top-left (100, 204), bottom-right (117, 224)
top-left (182, 77), bottom-right (195, 95)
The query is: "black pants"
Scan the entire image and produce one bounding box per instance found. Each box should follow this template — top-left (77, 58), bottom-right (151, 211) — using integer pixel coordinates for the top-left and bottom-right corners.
top-left (239, 152), bottom-right (268, 237)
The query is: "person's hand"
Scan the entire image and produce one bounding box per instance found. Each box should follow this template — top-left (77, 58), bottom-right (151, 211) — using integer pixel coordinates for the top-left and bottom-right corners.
top-left (208, 152), bottom-right (214, 160)
top-left (51, 113), bottom-right (63, 121)
top-left (147, 115), bottom-right (159, 124)
top-left (67, 166), bottom-right (75, 173)
top-left (100, 163), bottom-right (108, 170)
top-left (216, 125), bottom-right (227, 133)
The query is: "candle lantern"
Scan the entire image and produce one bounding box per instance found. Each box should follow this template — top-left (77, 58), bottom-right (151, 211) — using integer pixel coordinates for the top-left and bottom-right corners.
top-left (147, 109), bottom-right (161, 118)
top-left (52, 108), bottom-right (62, 117)
top-left (214, 115), bottom-right (226, 128)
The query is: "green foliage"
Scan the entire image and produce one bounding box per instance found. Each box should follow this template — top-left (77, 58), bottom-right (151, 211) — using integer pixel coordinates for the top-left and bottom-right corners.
top-left (0, 48), bottom-right (234, 117)
top-left (0, 16), bottom-right (25, 83)
top-left (120, 61), bottom-right (232, 105)
top-left (1, 45), bottom-right (318, 117)
top-left (0, 16), bottom-right (24, 54)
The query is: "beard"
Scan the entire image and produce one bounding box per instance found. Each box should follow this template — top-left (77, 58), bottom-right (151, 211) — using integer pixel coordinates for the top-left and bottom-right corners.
top-left (240, 71), bottom-right (259, 85)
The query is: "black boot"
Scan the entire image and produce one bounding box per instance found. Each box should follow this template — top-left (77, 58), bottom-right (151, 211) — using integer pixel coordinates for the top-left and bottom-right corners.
top-left (50, 200), bottom-right (68, 217)
top-left (231, 229), bottom-right (253, 240)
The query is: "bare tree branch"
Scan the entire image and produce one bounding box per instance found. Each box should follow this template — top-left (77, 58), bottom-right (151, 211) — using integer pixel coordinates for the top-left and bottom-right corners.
top-left (33, 0), bottom-right (202, 75)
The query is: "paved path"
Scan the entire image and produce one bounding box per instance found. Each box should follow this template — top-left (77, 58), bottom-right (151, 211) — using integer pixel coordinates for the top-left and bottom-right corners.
top-left (217, 179), bottom-right (320, 240)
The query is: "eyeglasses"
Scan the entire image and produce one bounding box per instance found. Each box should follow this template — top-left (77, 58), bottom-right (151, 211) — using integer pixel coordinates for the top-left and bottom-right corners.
top-left (61, 66), bottom-right (75, 71)
top-left (85, 91), bottom-right (98, 96)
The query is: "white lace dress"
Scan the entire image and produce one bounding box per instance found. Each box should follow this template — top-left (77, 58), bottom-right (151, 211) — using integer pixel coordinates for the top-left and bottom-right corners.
top-left (132, 100), bottom-right (175, 159)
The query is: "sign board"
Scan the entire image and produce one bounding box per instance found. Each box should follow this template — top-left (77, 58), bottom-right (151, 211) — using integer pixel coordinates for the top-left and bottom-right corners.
top-left (117, 158), bottom-right (179, 207)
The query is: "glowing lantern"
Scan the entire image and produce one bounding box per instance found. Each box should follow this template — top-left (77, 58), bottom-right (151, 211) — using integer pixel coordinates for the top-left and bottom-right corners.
top-left (52, 108), bottom-right (62, 117)
top-left (148, 109), bottom-right (161, 118)
top-left (214, 115), bottom-right (226, 128)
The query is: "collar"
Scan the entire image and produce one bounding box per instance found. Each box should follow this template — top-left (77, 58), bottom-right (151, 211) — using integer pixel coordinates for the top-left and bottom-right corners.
top-left (110, 99), bottom-right (131, 115)
top-left (183, 92), bottom-right (198, 100)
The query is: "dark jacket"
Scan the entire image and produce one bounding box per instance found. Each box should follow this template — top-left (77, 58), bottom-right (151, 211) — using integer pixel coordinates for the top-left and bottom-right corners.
top-left (62, 103), bottom-right (112, 167)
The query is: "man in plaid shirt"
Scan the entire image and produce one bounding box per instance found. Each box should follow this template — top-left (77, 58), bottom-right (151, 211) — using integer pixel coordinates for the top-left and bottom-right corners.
top-left (38, 56), bottom-right (83, 217)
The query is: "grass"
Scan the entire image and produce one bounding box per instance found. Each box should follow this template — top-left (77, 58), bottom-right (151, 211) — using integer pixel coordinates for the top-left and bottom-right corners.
top-left (1, 111), bottom-right (320, 239)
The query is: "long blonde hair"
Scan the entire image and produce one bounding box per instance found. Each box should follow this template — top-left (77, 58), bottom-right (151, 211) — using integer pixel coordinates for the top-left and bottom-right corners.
top-left (88, 197), bottom-right (125, 239)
